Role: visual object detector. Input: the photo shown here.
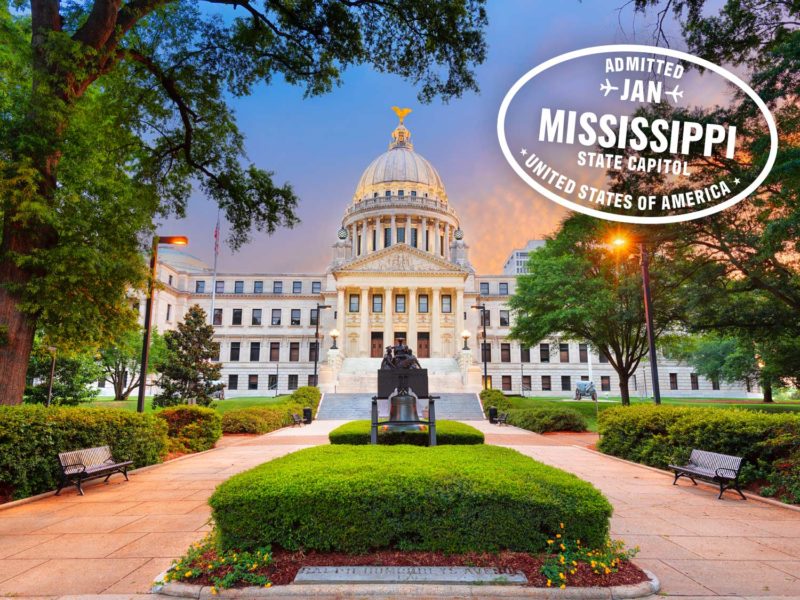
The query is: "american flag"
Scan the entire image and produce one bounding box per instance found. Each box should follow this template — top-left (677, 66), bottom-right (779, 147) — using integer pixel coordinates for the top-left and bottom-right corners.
top-left (213, 216), bottom-right (220, 256)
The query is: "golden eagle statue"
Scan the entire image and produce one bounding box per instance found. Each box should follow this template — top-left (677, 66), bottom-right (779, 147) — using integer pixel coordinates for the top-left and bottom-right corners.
top-left (391, 106), bottom-right (412, 125)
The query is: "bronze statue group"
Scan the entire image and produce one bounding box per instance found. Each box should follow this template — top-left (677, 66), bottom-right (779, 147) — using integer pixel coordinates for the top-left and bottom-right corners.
top-left (380, 342), bottom-right (422, 370)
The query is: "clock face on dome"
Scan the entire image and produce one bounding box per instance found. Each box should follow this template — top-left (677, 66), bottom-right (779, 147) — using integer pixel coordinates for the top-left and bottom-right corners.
top-left (337, 228), bottom-right (348, 240)
top-left (454, 229), bottom-right (464, 240)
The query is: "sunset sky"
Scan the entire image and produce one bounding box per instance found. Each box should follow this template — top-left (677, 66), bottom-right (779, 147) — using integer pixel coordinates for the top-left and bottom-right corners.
top-left (161, 0), bottom-right (685, 274)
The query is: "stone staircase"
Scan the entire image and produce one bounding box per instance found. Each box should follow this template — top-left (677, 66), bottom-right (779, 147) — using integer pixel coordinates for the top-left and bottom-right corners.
top-left (329, 357), bottom-right (468, 393)
top-left (317, 392), bottom-right (484, 421)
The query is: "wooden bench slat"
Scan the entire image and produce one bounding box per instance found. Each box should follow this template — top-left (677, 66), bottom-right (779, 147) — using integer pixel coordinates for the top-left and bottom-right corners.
top-left (56, 445), bottom-right (131, 497)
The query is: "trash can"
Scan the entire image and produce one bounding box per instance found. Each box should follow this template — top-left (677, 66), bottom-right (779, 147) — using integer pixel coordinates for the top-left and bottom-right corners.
top-left (303, 407), bottom-right (313, 425)
top-left (488, 406), bottom-right (498, 424)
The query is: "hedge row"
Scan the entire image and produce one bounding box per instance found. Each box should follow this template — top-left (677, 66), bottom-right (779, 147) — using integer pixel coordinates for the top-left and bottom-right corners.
top-left (0, 405), bottom-right (168, 500)
top-left (157, 406), bottom-right (222, 453)
top-left (597, 405), bottom-right (800, 501)
top-left (328, 420), bottom-right (484, 445)
top-left (210, 445), bottom-right (612, 553)
top-left (220, 387), bottom-right (321, 434)
top-left (480, 388), bottom-right (512, 412)
top-left (507, 407), bottom-right (588, 433)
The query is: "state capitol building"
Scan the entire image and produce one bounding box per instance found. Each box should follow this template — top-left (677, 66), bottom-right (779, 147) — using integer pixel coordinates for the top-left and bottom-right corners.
top-left (132, 114), bottom-right (752, 399)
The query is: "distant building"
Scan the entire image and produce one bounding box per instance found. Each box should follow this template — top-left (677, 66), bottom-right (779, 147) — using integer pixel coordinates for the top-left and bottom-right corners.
top-left (502, 240), bottom-right (546, 274)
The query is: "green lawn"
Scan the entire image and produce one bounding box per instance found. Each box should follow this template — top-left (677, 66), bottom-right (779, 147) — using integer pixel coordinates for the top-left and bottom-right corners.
top-left (88, 395), bottom-right (291, 414)
top-left (507, 396), bottom-right (800, 432)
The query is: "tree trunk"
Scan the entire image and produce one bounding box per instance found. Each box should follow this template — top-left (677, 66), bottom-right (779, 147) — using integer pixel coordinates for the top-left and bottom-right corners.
top-left (762, 379), bottom-right (774, 403)
top-left (618, 372), bottom-right (631, 406)
top-left (0, 286), bottom-right (37, 405)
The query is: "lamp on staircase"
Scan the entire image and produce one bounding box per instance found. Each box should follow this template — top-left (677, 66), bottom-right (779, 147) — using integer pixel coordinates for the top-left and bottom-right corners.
top-left (461, 329), bottom-right (471, 350)
top-left (330, 328), bottom-right (340, 349)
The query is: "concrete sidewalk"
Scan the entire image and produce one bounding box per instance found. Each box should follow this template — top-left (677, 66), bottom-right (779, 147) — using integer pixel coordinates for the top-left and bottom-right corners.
top-left (0, 420), bottom-right (344, 597)
top-left (470, 420), bottom-right (800, 597)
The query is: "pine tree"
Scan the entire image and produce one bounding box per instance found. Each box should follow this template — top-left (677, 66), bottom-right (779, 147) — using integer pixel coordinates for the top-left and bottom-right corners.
top-left (153, 305), bottom-right (222, 408)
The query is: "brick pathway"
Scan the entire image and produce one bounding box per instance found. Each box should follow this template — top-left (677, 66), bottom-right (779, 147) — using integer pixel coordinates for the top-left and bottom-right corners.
top-left (467, 420), bottom-right (800, 598)
top-left (0, 420), bottom-right (343, 597)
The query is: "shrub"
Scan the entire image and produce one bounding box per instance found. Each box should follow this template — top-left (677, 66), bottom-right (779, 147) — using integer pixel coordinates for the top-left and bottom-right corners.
top-left (210, 445), bottom-right (612, 554)
top-left (0, 405), bottom-right (167, 500)
top-left (328, 420), bottom-right (484, 445)
top-left (221, 406), bottom-right (293, 434)
top-left (507, 408), bottom-right (588, 433)
top-left (289, 386), bottom-right (321, 412)
top-left (480, 388), bottom-right (512, 412)
top-left (157, 405), bottom-right (222, 453)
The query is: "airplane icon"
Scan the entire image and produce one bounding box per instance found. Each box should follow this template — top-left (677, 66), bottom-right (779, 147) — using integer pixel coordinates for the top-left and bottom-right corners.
top-left (600, 78), bottom-right (619, 97)
top-left (665, 84), bottom-right (684, 103)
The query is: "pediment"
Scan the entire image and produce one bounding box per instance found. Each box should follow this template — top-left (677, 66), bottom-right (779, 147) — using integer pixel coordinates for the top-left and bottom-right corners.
top-left (333, 244), bottom-right (467, 275)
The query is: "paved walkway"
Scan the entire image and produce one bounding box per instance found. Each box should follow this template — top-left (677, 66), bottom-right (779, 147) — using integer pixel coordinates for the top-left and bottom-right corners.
top-left (467, 420), bottom-right (800, 598)
top-left (0, 420), bottom-right (343, 597)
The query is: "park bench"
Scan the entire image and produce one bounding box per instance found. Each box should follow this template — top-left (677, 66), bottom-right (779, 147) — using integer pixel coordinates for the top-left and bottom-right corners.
top-left (56, 445), bottom-right (132, 496)
top-left (669, 449), bottom-right (746, 499)
top-left (496, 412), bottom-right (509, 426)
top-left (291, 413), bottom-right (304, 426)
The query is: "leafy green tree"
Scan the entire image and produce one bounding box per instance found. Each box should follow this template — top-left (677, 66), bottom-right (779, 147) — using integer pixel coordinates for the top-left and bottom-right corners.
top-left (0, 1), bottom-right (488, 404)
top-left (509, 215), bottom-right (687, 405)
top-left (24, 335), bottom-right (103, 405)
top-left (98, 328), bottom-right (166, 401)
top-left (153, 305), bottom-right (222, 408)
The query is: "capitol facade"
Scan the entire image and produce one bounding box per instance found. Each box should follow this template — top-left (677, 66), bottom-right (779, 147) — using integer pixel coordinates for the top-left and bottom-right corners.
top-left (128, 113), bottom-right (753, 399)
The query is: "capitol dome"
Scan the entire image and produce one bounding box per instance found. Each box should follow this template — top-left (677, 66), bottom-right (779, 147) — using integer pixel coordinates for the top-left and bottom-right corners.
top-left (353, 117), bottom-right (447, 203)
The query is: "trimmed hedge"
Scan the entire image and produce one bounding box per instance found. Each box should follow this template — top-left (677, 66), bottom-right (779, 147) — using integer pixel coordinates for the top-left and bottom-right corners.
top-left (220, 387), bottom-right (322, 435)
top-left (507, 407), bottom-right (588, 433)
top-left (157, 405), bottom-right (222, 453)
top-left (0, 405), bottom-right (168, 500)
top-left (480, 388), bottom-right (512, 412)
top-left (328, 420), bottom-right (484, 445)
top-left (210, 445), bottom-right (612, 553)
top-left (598, 405), bottom-right (800, 487)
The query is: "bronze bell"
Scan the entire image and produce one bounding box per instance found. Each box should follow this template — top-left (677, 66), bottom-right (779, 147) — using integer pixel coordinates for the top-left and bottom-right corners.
top-left (386, 388), bottom-right (426, 433)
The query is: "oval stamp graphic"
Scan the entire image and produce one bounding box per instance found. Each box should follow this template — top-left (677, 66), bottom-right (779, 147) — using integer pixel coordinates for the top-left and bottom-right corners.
top-left (497, 44), bottom-right (779, 224)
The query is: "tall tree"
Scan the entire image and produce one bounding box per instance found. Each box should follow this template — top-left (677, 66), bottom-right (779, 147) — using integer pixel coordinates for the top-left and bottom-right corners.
top-left (0, 1), bottom-right (488, 404)
top-left (98, 328), bottom-right (166, 401)
top-left (509, 215), bottom-right (689, 405)
top-left (153, 304), bottom-right (222, 407)
top-left (24, 335), bottom-right (103, 405)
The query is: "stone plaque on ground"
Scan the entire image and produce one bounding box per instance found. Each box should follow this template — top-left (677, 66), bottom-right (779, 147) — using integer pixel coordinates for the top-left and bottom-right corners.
top-left (294, 565), bottom-right (527, 585)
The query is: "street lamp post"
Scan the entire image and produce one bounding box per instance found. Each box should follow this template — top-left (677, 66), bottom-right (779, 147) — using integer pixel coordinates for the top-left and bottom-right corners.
top-left (461, 329), bottom-right (471, 350)
top-left (611, 236), bottom-right (661, 405)
top-left (472, 304), bottom-right (488, 390)
top-left (329, 329), bottom-right (339, 349)
top-left (137, 234), bottom-right (188, 413)
top-left (46, 346), bottom-right (57, 407)
top-left (312, 303), bottom-right (331, 387)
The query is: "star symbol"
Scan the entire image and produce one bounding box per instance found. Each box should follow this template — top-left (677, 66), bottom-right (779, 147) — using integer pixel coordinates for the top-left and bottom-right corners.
top-left (733, 177), bottom-right (741, 185)
top-left (520, 148), bottom-right (528, 156)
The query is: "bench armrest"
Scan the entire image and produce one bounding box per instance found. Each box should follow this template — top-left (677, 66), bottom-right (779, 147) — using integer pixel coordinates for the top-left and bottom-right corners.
top-left (715, 467), bottom-right (738, 478)
top-left (61, 462), bottom-right (86, 474)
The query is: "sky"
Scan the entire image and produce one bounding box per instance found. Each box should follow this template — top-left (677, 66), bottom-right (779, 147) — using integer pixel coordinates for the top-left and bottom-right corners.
top-left (160, 0), bottom-right (687, 274)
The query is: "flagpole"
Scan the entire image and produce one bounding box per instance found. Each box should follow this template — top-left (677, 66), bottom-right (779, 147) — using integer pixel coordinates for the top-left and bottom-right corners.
top-left (210, 211), bottom-right (220, 324)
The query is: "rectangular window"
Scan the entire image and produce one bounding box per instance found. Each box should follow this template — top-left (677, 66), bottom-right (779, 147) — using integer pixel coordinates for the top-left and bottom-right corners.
top-left (254, 280), bottom-right (263, 294)
top-left (168, 274), bottom-right (173, 286)
top-left (269, 342), bottom-right (280, 361)
top-left (418, 294), bottom-right (429, 313)
top-left (290, 309), bottom-right (301, 325)
top-left (481, 310), bottom-right (491, 326)
top-left (559, 343), bottom-right (569, 362)
top-left (292, 281), bottom-right (302, 294)
top-left (288, 374), bottom-right (299, 390)
top-left (210, 342), bottom-right (220, 361)
top-left (599, 352), bottom-right (609, 363)
top-left (248, 374), bottom-right (258, 390)
top-left (289, 342), bottom-right (299, 361)
top-left (228, 374), bottom-right (238, 390)
top-left (268, 374), bottom-right (278, 390)
top-left (232, 308), bottom-right (242, 325)
top-left (539, 343), bottom-right (550, 363)
top-left (691, 373), bottom-right (699, 390)
top-left (541, 375), bottom-right (552, 391)
top-left (216, 280), bottom-right (225, 294)
top-left (480, 282), bottom-right (489, 295)
top-left (252, 309), bottom-right (262, 326)
top-left (271, 309), bottom-right (281, 325)
top-left (97, 377), bottom-right (106, 388)
top-left (501, 343), bottom-right (511, 362)
top-left (234, 280), bottom-right (244, 294)
top-left (581, 375), bottom-right (589, 381)
top-left (669, 373), bottom-right (678, 390)
top-left (521, 347), bottom-right (531, 363)
top-left (481, 342), bottom-right (491, 363)
top-left (411, 228), bottom-right (418, 248)
top-left (273, 281), bottom-right (283, 294)
top-left (499, 310), bottom-right (510, 326)
top-left (561, 375), bottom-right (571, 391)
top-left (522, 375), bottom-right (532, 391)
top-left (166, 304), bottom-right (172, 321)
top-left (601, 375), bottom-right (611, 392)
top-left (441, 294), bottom-right (452, 313)
top-left (310, 308), bottom-right (319, 326)
top-left (349, 294), bottom-right (360, 312)
top-left (372, 294), bottom-right (383, 313)
top-left (483, 375), bottom-right (492, 389)
top-left (502, 375), bottom-right (512, 391)
top-left (213, 308), bottom-right (223, 326)
top-left (312, 281), bottom-right (321, 294)
top-left (384, 227), bottom-right (391, 247)
top-left (712, 378), bottom-right (720, 390)
top-left (372, 229), bottom-right (377, 251)
top-left (579, 343), bottom-right (588, 363)
top-left (195, 281), bottom-right (206, 293)
top-left (397, 228), bottom-right (406, 244)
top-left (395, 294), bottom-right (406, 313)
top-left (309, 341), bottom-right (319, 362)
top-left (499, 282), bottom-right (509, 295)
top-left (250, 342), bottom-right (260, 362)
top-left (230, 342), bottom-right (240, 361)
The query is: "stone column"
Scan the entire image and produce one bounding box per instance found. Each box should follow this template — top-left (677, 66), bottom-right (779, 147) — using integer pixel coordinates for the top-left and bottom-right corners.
top-left (431, 287), bottom-right (441, 356)
top-left (383, 286), bottom-right (393, 349)
top-left (336, 288), bottom-right (345, 337)
top-left (378, 217), bottom-right (385, 250)
top-left (421, 217), bottom-right (427, 252)
top-left (359, 287), bottom-right (370, 356)
top-left (359, 220), bottom-right (365, 255)
top-left (434, 220), bottom-right (441, 256)
top-left (407, 286), bottom-right (418, 354)
top-left (390, 214), bottom-right (396, 248)
top-left (455, 288), bottom-right (464, 338)
top-left (405, 216), bottom-right (411, 246)
top-left (350, 223), bottom-right (357, 257)
top-left (444, 223), bottom-right (450, 259)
